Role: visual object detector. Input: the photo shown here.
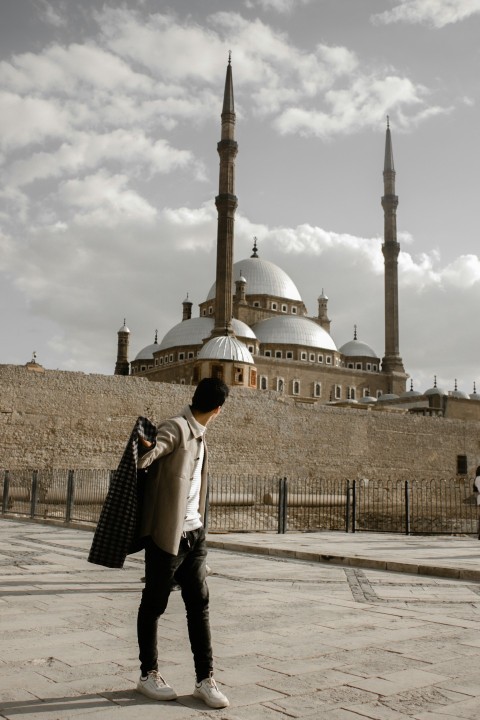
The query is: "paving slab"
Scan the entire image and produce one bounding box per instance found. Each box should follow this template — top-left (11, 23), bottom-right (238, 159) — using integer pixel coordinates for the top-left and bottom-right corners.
top-left (0, 517), bottom-right (480, 719)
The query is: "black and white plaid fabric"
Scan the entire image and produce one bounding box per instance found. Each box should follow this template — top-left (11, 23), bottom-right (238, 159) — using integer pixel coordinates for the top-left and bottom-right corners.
top-left (88, 416), bottom-right (157, 568)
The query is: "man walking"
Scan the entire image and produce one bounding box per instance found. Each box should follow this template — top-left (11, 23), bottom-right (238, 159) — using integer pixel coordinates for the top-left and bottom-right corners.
top-left (135, 377), bottom-right (230, 709)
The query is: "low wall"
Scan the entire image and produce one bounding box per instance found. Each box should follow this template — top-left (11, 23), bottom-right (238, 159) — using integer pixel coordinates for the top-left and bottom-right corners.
top-left (1, 364), bottom-right (480, 481)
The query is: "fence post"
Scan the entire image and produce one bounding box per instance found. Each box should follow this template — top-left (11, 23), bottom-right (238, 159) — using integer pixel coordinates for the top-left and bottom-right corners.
top-left (204, 475), bottom-right (210, 533)
top-left (404, 480), bottom-right (410, 535)
top-left (345, 480), bottom-right (350, 533)
top-left (30, 470), bottom-right (39, 519)
top-left (2, 470), bottom-right (10, 514)
top-left (351, 480), bottom-right (356, 533)
top-left (65, 470), bottom-right (75, 523)
top-left (277, 477), bottom-right (288, 534)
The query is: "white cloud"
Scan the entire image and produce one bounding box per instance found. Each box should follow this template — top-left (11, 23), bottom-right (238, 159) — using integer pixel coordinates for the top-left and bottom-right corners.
top-left (372, 0), bottom-right (480, 27)
top-left (0, 92), bottom-right (73, 150)
top-left (37, 0), bottom-right (67, 28)
top-left (245, 0), bottom-right (313, 13)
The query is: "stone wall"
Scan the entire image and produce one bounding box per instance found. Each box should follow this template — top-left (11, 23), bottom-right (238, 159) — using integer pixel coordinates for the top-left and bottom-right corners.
top-left (1, 364), bottom-right (479, 480)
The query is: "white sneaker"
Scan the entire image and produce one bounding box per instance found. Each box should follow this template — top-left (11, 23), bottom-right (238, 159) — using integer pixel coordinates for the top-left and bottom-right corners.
top-left (137, 671), bottom-right (177, 701)
top-left (193, 676), bottom-right (229, 708)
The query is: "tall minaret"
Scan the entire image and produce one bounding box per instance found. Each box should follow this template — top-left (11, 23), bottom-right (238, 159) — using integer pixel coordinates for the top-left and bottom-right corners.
top-left (381, 118), bottom-right (405, 375)
top-left (114, 319), bottom-right (130, 375)
top-left (212, 53), bottom-right (238, 337)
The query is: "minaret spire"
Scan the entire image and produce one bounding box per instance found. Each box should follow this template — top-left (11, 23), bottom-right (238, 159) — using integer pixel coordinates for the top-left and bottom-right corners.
top-left (381, 118), bottom-right (405, 380)
top-left (212, 55), bottom-right (238, 337)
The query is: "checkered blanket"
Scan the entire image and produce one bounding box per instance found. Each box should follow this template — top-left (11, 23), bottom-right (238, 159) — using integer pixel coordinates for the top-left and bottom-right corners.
top-left (88, 416), bottom-right (157, 568)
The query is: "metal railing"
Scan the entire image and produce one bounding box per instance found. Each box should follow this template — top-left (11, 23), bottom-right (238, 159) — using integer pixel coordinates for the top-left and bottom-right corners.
top-left (1, 469), bottom-right (478, 536)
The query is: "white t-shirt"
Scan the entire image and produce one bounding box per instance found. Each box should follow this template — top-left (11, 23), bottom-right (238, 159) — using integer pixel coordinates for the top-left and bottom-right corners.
top-left (474, 476), bottom-right (480, 506)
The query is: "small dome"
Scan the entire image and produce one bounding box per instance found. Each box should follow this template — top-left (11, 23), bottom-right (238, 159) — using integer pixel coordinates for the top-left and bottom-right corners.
top-left (361, 396), bottom-right (377, 404)
top-left (377, 392), bottom-right (399, 402)
top-left (339, 339), bottom-right (378, 359)
top-left (252, 316), bottom-right (337, 351)
top-left (401, 380), bottom-right (421, 398)
top-left (118, 320), bottom-right (130, 333)
top-left (198, 335), bottom-right (254, 364)
top-left (232, 318), bottom-right (256, 340)
top-left (470, 383), bottom-right (480, 401)
top-left (424, 377), bottom-right (447, 396)
top-left (207, 257), bottom-right (302, 302)
top-left (449, 380), bottom-right (469, 399)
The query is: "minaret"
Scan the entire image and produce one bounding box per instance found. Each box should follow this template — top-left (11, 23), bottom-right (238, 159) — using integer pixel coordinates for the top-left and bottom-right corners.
top-left (212, 53), bottom-right (238, 337)
top-left (115, 319), bottom-right (130, 375)
top-left (317, 289), bottom-right (331, 332)
top-left (381, 118), bottom-right (405, 375)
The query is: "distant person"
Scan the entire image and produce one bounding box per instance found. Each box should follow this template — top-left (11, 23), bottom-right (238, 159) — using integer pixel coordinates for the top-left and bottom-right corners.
top-left (474, 465), bottom-right (480, 540)
top-left (136, 377), bottom-right (230, 709)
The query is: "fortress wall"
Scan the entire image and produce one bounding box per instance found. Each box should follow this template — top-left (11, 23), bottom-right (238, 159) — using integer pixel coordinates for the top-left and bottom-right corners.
top-left (1, 364), bottom-right (479, 480)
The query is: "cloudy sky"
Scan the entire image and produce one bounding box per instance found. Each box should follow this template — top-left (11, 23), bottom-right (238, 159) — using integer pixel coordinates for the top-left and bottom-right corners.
top-left (1, 0), bottom-right (479, 394)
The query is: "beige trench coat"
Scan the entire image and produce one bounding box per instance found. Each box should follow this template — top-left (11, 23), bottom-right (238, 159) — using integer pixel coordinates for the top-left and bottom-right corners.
top-left (137, 406), bottom-right (208, 556)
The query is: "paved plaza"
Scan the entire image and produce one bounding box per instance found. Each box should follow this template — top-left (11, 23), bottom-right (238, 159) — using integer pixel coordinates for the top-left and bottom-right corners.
top-left (1, 517), bottom-right (480, 719)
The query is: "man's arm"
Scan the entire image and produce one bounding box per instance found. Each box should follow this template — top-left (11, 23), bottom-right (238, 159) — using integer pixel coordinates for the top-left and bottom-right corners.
top-left (137, 419), bottom-right (181, 469)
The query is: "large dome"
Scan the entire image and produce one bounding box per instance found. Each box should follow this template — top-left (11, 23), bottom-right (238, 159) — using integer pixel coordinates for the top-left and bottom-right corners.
top-left (158, 317), bottom-right (256, 352)
top-left (134, 340), bottom-right (159, 361)
top-left (207, 257), bottom-right (302, 302)
top-left (252, 316), bottom-right (337, 351)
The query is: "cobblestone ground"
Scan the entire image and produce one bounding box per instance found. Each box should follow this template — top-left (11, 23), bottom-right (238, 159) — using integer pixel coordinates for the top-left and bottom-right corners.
top-left (0, 519), bottom-right (480, 719)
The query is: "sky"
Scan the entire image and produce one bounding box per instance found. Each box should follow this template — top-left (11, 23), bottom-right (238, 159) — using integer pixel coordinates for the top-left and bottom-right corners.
top-left (0, 0), bottom-right (479, 395)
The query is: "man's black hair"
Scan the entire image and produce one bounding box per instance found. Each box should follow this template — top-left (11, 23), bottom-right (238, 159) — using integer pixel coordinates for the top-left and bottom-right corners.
top-left (192, 377), bottom-right (229, 413)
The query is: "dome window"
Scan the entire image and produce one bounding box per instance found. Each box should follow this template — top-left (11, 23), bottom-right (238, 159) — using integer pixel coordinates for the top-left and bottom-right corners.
top-left (363, 388), bottom-right (371, 397)
top-left (271, 302), bottom-right (277, 310)
top-left (356, 363), bottom-right (362, 370)
top-left (347, 362), bottom-right (354, 369)
top-left (309, 353), bottom-right (315, 362)
top-left (179, 352), bottom-right (185, 361)
top-left (300, 352), bottom-right (307, 361)
top-left (208, 306), bottom-right (213, 315)
top-left (281, 304), bottom-right (287, 313)
top-left (188, 352), bottom-right (194, 359)
top-left (366, 363), bottom-right (371, 371)
top-left (276, 378), bottom-right (285, 393)
top-left (169, 354), bottom-right (174, 362)
top-left (376, 389), bottom-right (382, 398)
top-left (253, 301), bottom-right (260, 307)
top-left (265, 350), bottom-right (271, 357)
top-left (248, 345), bottom-right (254, 353)
top-left (286, 351), bottom-right (293, 359)
top-left (318, 354), bottom-right (323, 363)
top-left (275, 350), bottom-right (282, 358)
top-left (292, 307), bottom-right (297, 314)
top-left (326, 356), bottom-right (332, 365)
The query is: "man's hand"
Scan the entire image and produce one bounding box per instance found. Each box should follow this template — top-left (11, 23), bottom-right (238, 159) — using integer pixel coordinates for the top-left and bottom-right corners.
top-left (139, 436), bottom-right (153, 448)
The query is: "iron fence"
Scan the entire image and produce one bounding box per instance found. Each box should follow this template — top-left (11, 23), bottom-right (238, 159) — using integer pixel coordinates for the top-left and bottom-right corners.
top-left (1, 469), bottom-right (478, 536)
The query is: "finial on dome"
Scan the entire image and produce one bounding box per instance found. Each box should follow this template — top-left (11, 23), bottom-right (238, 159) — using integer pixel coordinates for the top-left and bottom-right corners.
top-left (410, 379), bottom-right (414, 391)
top-left (386, 115), bottom-right (390, 129)
top-left (454, 378), bottom-right (458, 391)
top-left (250, 236), bottom-right (259, 258)
top-left (433, 375), bottom-right (437, 388)
top-left (474, 381), bottom-right (477, 393)
top-left (154, 329), bottom-right (158, 344)
top-left (353, 324), bottom-right (357, 341)
top-left (228, 50), bottom-right (231, 65)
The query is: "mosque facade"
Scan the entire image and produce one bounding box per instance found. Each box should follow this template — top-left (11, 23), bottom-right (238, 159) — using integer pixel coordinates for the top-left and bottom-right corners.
top-left (116, 58), bottom-right (411, 405)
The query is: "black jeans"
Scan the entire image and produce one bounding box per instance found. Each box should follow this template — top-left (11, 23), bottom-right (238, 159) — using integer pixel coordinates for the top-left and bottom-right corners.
top-left (137, 528), bottom-right (213, 681)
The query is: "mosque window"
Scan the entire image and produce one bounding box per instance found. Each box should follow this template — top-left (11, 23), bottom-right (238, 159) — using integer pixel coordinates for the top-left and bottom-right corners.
top-left (318, 354), bottom-right (323, 363)
top-left (286, 351), bottom-right (293, 359)
top-left (292, 307), bottom-right (297, 314)
top-left (208, 306), bottom-right (213, 315)
top-left (202, 309), bottom-right (206, 316)
top-left (309, 353), bottom-right (315, 362)
top-left (159, 357), bottom-right (163, 365)
top-left (141, 365), bottom-right (146, 372)
top-left (179, 352), bottom-right (185, 361)
top-left (363, 388), bottom-right (370, 397)
top-left (335, 385), bottom-right (342, 399)
top-left (169, 354), bottom-right (174, 362)
top-left (300, 352), bottom-right (307, 361)
top-left (277, 378), bottom-right (284, 393)
top-left (249, 368), bottom-right (257, 387)
top-left (326, 356), bottom-right (332, 365)
top-left (260, 376), bottom-right (268, 390)
top-left (271, 302), bottom-right (277, 310)
top-left (376, 389), bottom-right (382, 398)
top-left (253, 301), bottom-right (260, 307)
top-left (212, 365), bottom-right (224, 380)
top-left (366, 363), bottom-right (371, 371)
top-left (281, 304), bottom-right (287, 312)
top-left (356, 363), bottom-right (362, 370)
top-left (248, 345), bottom-right (254, 353)
top-left (265, 350), bottom-right (271, 357)
top-left (180, 379), bottom-right (185, 385)
top-left (275, 350), bottom-right (282, 358)
top-left (347, 387), bottom-right (356, 400)
top-left (314, 382), bottom-right (322, 398)
top-left (372, 365), bottom-right (378, 372)
top-left (292, 380), bottom-right (300, 395)
top-left (234, 367), bottom-right (244, 384)
top-left (347, 363), bottom-right (354, 369)
top-left (188, 352), bottom-right (194, 359)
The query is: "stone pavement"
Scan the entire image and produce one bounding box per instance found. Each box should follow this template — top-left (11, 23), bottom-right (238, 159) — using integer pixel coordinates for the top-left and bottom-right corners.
top-left (0, 518), bottom-right (479, 720)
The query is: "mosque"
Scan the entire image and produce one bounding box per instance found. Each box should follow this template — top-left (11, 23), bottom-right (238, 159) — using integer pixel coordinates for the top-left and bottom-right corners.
top-left (113, 58), bottom-right (477, 412)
